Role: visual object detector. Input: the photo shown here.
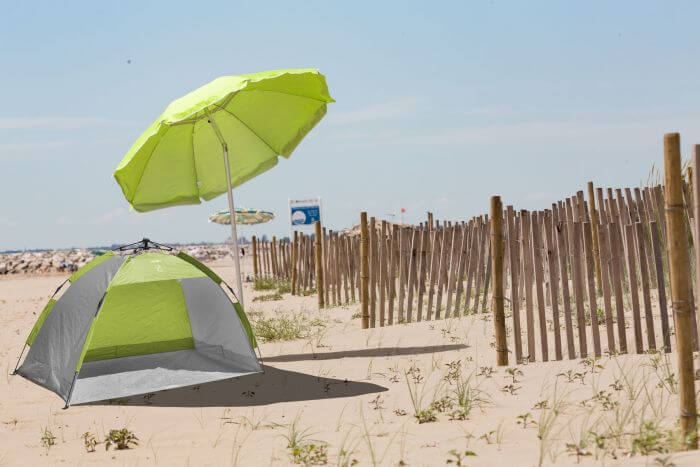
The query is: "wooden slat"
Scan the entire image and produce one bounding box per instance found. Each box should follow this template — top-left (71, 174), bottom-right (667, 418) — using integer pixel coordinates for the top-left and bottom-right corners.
top-left (570, 221), bottom-right (588, 358)
top-left (506, 207), bottom-right (523, 362)
top-left (379, 222), bottom-right (387, 326)
top-left (608, 223), bottom-right (628, 353)
top-left (426, 229), bottom-right (442, 320)
top-left (624, 224), bottom-right (644, 354)
top-left (554, 204), bottom-right (576, 359)
top-left (597, 223), bottom-right (616, 353)
top-left (583, 221), bottom-right (602, 357)
top-left (435, 226), bottom-right (452, 319)
top-left (416, 228), bottom-right (429, 322)
top-left (520, 210), bottom-right (536, 361)
top-left (445, 226), bottom-right (462, 316)
top-left (635, 221), bottom-right (656, 351)
top-left (531, 211), bottom-right (548, 361)
top-left (649, 220), bottom-right (671, 352)
top-left (481, 226), bottom-right (493, 312)
top-left (406, 228), bottom-right (419, 323)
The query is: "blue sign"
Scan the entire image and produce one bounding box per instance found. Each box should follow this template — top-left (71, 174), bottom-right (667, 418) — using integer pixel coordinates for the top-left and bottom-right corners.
top-left (291, 205), bottom-right (320, 225)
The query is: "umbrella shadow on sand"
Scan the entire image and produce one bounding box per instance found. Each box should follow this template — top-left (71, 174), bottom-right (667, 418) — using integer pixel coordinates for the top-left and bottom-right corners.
top-left (83, 365), bottom-right (387, 408)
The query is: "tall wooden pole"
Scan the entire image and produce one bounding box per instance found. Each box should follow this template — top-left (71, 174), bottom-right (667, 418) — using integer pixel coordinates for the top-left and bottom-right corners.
top-left (291, 231), bottom-right (298, 295)
top-left (491, 196), bottom-right (508, 366)
top-left (360, 212), bottom-right (370, 329)
top-left (664, 132), bottom-right (697, 449)
top-left (588, 182), bottom-right (603, 295)
top-left (314, 221), bottom-right (325, 309)
top-left (252, 235), bottom-right (259, 279)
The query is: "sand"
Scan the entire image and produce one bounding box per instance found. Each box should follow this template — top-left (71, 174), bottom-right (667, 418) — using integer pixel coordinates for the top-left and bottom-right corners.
top-left (2, 256), bottom-right (700, 466)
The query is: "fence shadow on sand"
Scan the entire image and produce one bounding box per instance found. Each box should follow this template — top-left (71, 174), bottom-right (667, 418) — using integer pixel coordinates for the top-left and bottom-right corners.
top-left (261, 343), bottom-right (467, 363)
top-left (82, 365), bottom-right (387, 408)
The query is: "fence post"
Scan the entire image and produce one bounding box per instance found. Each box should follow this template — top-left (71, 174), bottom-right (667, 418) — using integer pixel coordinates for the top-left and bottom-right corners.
top-left (315, 220), bottom-right (325, 309)
top-left (360, 212), bottom-right (370, 329)
top-left (491, 196), bottom-right (508, 366)
top-left (664, 132), bottom-right (697, 449)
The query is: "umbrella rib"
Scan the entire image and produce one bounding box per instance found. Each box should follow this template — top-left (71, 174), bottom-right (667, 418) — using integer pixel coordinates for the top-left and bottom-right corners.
top-left (212, 103), bottom-right (280, 156)
top-left (166, 89), bottom-right (329, 127)
top-left (190, 122), bottom-right (202, 199)
top-left (247, 88), bottom-right (331, 104)
top-left (130, 126), bottom-right (168, 205)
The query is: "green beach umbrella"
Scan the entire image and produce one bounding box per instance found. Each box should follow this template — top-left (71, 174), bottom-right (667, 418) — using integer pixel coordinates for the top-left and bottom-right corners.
top-left (114, 69), bottom-right (334, 304)
top-left (209, 208), bottom-right (275, 226)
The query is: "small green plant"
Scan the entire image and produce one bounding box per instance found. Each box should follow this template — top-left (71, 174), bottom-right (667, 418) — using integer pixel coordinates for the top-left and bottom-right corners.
top-left (557, 370), bottom-right (586, 385)
top-left (533, 400), bottom-right (549, 410)
top-left (443, 360), bottom-right (461, 383)
top-left (565, 440), bottom-right (592, 463)
top-left (82, 432), bottom-right (98, 452)
top-left (500, 384), bottom-right (521, 395)
top-left (415, 409), bottom-right (437, 424)
top-left (252, 292), bottom-right (283, 302)
top-left (631, 421), bottom-right (670, 456)
top-left (277, 280), bottom-right (292, 294)
top-left (580, 357), bottom-right (604, 374)
top-left (430, 396), bottom-right (454, 414)
top-left (291, 443), bottom-right (328, 465)
top-left (479, 430), bottom-right (495, 444)
top-left (654, 456), bottom-right (677, 467)
top-left (105, 428), bottom-right (138, 450)
top-left (449, 371), bottom-right (491, 420)
top-left (282, 413), bottom-right (328, 465)
top-left (477, 366), bottom-right (494, 378)
top-left (252, 313), bottom-right (326, 342)
top-left (516, 412), bottom-right (536, 429)
top-left (253, 277), bottom-right (279, 290)
top-left (369, 395), bottom-right (384, 410)
top-left (40, 427), bottom-right (56, 450)
top-left (446, 449), bottom-right (476, 466)
top-left (505, 367), bottom-right (523, 384)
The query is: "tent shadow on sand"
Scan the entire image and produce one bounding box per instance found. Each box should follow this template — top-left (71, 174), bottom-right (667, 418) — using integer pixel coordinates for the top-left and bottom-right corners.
top-left (80, 365), bottom-right (387, 408)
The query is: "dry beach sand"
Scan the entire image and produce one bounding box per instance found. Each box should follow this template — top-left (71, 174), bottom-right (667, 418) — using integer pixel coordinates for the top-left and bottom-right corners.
top-left (2, 256), bottom-right (700, 466)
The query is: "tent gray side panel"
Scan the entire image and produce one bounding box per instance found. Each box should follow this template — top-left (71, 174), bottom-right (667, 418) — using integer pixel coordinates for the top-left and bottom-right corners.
top-left (17, 256), bottom-right (125, 401)
top-left (70, 347), bottom-right (260, 405)
top-left (179, 277), bottom-right (260, 369)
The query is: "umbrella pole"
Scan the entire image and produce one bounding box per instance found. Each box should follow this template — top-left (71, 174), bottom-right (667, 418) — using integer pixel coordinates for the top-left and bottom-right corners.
top-left (208, 113), bottom-right (244, 306)
top-left (222, 145), bottom-right (245, 308)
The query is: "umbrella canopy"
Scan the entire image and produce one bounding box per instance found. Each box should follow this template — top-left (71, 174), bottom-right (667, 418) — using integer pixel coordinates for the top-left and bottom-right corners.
top-left (209, 208), bottom-right (275, 226)
top-left (113, 69), bottom-right (333, 304)
top-left (114, 69), bottom-right (333, 211)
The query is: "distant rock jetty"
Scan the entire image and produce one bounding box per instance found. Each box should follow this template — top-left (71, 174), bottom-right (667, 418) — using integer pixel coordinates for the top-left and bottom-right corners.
top-left (0, 244), bottom-right (231, 276)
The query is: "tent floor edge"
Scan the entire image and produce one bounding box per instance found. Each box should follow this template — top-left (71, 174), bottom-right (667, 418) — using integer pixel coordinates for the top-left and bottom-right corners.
top-left (63, 371), bottom-right (79, 409)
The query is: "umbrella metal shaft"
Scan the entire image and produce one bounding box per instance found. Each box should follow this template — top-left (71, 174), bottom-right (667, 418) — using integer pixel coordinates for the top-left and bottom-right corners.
top-left (209, 114), bottom-right (245, 308)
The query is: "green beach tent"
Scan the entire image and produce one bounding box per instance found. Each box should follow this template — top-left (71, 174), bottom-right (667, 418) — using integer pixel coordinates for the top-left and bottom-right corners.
top-left (14, 242), bottom-right (260, 407)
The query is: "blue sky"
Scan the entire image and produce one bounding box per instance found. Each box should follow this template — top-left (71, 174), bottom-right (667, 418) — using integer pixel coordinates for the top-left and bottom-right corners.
top-left (2, 1), bottom-right (700, 250)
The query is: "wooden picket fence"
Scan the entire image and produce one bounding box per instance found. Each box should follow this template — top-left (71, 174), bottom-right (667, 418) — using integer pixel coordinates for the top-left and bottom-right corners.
top-left (248, 181), bottom-right (699, 364)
